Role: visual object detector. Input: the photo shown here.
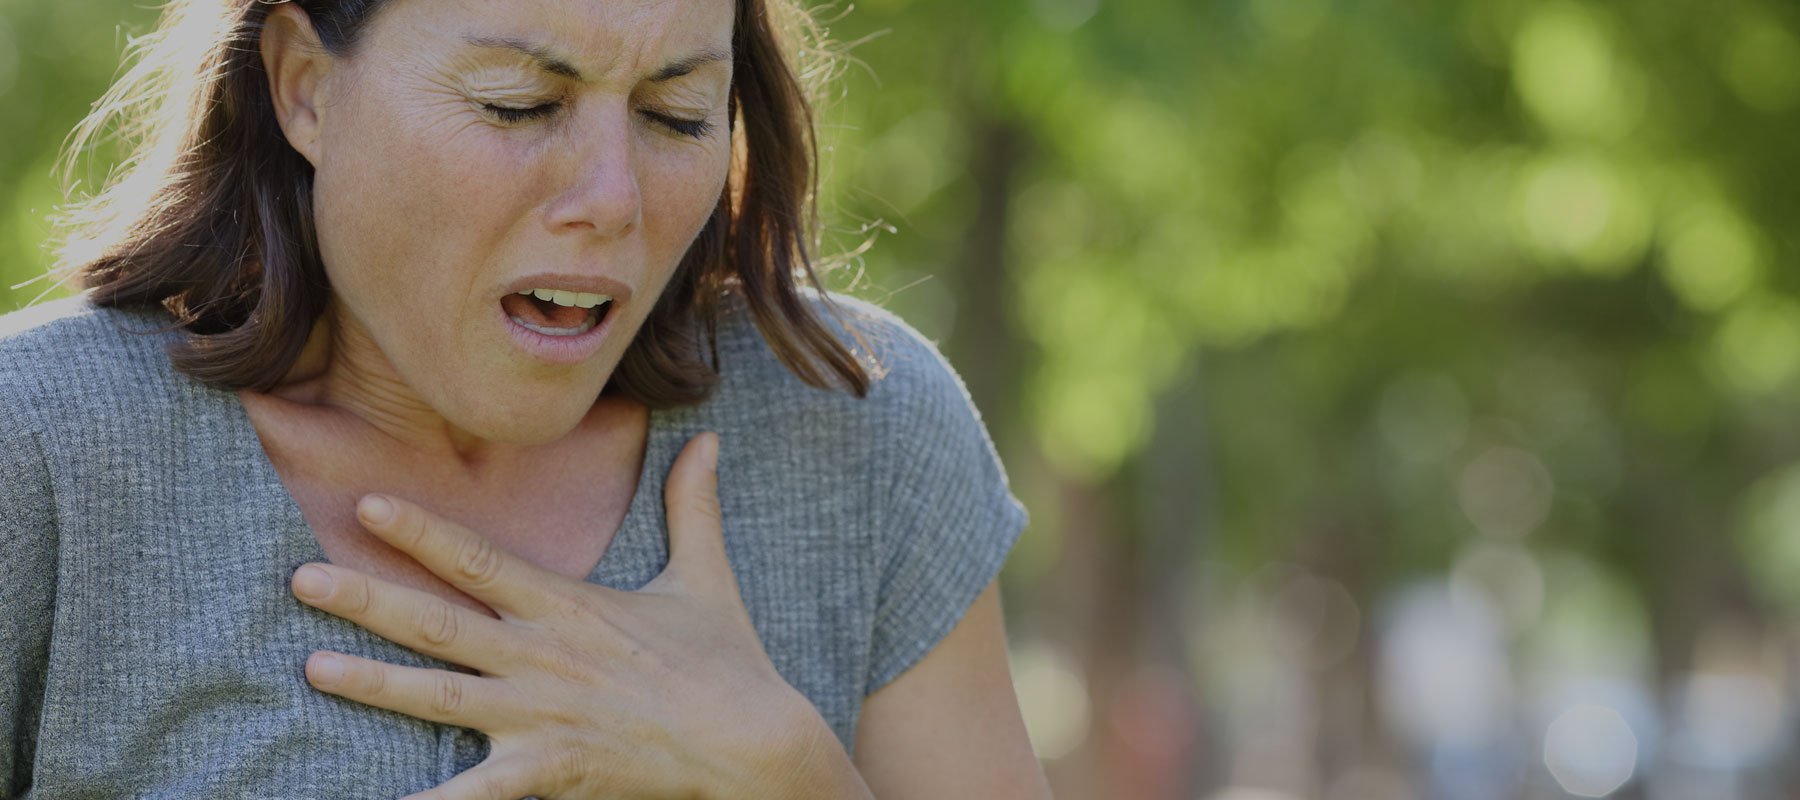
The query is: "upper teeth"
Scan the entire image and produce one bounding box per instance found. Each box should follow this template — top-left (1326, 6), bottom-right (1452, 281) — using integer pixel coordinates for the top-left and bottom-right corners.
top-left (520, 289), bottom-right (612, 309)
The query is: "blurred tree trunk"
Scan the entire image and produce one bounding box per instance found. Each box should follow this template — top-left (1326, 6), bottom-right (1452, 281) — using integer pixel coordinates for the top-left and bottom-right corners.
top-left (1117, 364), bottom-right (1211, 798)
top-left (946, 115), bottom-right (1024, 433)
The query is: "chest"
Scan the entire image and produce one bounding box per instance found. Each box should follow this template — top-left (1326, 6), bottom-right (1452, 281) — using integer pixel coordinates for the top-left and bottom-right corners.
top-left (283, 474), bottom-right (635, 617)
top-left (240, 398), bottom-right (651, 618)
top-left (38, 393), bottom-right (882, 777)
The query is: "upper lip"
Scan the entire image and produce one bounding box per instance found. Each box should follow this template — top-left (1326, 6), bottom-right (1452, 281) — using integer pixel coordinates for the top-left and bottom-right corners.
top-left (503, 273), bottom-right (633, 306)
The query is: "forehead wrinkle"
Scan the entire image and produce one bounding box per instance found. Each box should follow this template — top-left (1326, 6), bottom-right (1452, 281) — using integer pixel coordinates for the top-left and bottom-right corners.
top-left (461, 34), bottom-right (587, 80)
top-left (458, 30), bottom-right (727, 86)
top-left (463, 0), bottom-right (727, 86)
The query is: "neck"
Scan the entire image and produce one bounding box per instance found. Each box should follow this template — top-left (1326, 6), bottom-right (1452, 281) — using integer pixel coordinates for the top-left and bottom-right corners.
top-left (270, 301), bottom-right (511, 468)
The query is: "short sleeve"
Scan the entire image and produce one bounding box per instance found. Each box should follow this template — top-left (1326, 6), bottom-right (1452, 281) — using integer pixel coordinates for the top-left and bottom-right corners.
top-left (862, 320), bottom-right (1028, 697)
top-left (0, 400), bottom-right (57, 797)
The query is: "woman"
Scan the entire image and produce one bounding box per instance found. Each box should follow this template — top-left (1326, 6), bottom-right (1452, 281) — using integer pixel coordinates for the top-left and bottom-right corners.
top-left (0, 0), bottom-right (1048, 797)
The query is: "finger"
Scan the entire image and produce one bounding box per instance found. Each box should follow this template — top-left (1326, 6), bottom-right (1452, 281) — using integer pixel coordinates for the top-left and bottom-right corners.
top-left (304, 651), bottom-right (511, 730)
top-left (356, 494), bottom-right (567, 620)
top-left (400, 756), bottom-right (538, 800)
top-left (661, 432), bottom-right (730, 581)
top-left (291, 564), bottom-right (528, 676)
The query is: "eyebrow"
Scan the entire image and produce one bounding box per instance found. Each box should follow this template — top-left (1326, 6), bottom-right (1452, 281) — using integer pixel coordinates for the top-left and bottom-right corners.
top-left (461, 35), bottom-right (731, 83)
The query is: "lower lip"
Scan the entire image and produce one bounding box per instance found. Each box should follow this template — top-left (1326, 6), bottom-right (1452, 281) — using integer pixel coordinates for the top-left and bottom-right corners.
top-left (498, 300), bottom-right (618, 366)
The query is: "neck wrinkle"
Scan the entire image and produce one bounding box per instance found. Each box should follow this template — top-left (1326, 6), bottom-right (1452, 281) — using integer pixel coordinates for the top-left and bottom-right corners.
top-left (284, 300), bottom-right (514, 471)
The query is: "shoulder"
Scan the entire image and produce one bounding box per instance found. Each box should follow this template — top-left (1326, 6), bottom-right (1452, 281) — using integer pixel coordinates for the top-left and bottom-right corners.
top-left (0, 295), bottom-right (185, 430)
top-left (704, 287), bottom-right (1006, 502)
top-left (0, 294), bottom-right (178, 366)
top-left (708, 287), bottom-right (974, 420)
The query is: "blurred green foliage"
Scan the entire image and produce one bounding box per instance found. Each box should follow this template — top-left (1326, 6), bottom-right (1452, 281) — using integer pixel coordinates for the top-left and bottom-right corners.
top-left (811, 0), bottom-right (1800, 588)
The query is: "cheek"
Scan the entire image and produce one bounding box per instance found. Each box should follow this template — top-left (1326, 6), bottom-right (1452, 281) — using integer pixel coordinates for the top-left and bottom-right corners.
top-left (639, 144), bottom-right (730, 266)
top-left (313, 87), bottom-right (534, 319)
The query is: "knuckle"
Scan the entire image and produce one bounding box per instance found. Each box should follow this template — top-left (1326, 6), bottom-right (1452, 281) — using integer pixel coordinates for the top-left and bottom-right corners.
top-left (540, 695), bottom-right (587, 729)
top-left (343, 576), bottom-right (374, 617)
top-left (396, 508), bottom-right (431, 551)
top-left (545, 740), bottom-right (587, 781)
top-left (480, 765), bottom-right (522, 800)
top-left (694, 494), bottom-right (722, 522)
top-left (360, 661), bottom-right (387, 698)
top-left (552, 590), bottom-right (601, 622)
top-left (667, 483), bottom-right (723, 524)
top-left (529, 642), bottom-right (594, 684)
top-left (454, 536), bottom-right (504, 587)
top-left (416, 599), bottom-right (460, 648)
top-left (431, 674), bottom-right (465, 718)
top-left (475, 772), bottom-right (507, 800)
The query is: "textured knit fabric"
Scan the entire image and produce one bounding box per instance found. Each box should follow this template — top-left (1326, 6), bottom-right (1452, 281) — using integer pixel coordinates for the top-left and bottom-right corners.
top-left (0, 289), bottom-right (1027, 799)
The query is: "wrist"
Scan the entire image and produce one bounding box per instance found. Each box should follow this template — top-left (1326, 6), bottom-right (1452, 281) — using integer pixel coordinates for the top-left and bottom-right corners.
top-left (766, 702), bottom-right (876, 800)
top-left (716, 690), bottom-right (864, 800)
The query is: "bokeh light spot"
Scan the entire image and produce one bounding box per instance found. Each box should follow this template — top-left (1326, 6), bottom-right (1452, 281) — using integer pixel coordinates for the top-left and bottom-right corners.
top-left (1710, 297), bottom-right (1800, 396)
top-left (1458, 446), bottom-right (1554, 539)
top-left (1543, 704), bottom-right (1638, 797)
top-left (1658, 202), bottom-right (1764, 313)
top-left (1513, 152), bottom-right (1650, 274)
top-left (1009, 639), bottom-right (1091, 760)
top-left (1378, 583), bottom-right (1513, 747)
top-left (1722, 15), bottom-right (1800, 113)
top-left (1511, 4), bottom-right (1643, 139)
top-left (1451, 541), bottom-right (1545, 636)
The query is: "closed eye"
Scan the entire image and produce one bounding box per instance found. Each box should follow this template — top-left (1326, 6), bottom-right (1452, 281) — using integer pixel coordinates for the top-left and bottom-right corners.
top-left (481, 102), bottom-right (560, 124)
top-left (481, 103), bottom-right (715, 140)
top-left (642, 110), bottom-right (715, 139)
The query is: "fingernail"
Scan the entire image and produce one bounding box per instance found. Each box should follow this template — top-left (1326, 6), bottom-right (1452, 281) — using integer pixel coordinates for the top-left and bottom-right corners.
top-left (704, 432), bottom-right (720, 470)
top-left (293, 565), bottom-right (334, 600)
top-left (359, 495), bottom-right (395, 526)
top-left (310, 654), bottom-right (344, 685)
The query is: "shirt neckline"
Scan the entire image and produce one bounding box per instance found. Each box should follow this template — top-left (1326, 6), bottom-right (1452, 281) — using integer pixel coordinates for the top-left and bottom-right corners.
top-left (220, 387), bottom-right (667, 591)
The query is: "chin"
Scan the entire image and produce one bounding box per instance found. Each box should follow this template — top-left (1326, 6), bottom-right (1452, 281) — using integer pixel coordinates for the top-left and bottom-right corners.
top-left (464, 408), bottom-right (586, 446)
top-left (443, 377), bottom-right (607, 446)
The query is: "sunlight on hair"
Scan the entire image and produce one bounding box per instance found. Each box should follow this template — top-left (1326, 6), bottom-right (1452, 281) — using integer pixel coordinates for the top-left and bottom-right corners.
top-left (50, 0), bottom-right (234, 283)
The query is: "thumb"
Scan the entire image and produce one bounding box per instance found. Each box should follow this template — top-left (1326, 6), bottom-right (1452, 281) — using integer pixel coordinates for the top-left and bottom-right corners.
top-left (661, 431), bottom-right (731, 581)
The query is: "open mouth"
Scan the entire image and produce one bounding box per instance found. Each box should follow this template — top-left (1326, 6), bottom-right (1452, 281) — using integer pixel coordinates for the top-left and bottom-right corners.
top-left (501, 290), bottom-right (613, 337)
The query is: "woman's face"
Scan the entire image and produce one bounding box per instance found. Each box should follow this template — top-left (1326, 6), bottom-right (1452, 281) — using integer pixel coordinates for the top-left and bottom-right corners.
top-left (281, 0), bottom-right (734, 444)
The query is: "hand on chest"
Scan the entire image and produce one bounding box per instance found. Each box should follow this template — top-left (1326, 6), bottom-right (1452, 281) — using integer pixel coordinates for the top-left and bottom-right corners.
top-left (284, 474), bottom-right (636, 617)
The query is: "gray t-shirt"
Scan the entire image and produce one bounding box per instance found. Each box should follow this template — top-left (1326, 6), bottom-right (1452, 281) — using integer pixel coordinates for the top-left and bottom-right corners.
top-left (0, 289), bottom-right (1026, 798)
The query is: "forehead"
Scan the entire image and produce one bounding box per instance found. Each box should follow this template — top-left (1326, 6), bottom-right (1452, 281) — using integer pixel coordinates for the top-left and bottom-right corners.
top-left (373, 0), bottom-right (736, 80)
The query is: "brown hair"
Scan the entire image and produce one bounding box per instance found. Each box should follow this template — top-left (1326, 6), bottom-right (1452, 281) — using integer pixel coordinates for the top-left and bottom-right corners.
top-left (51, 0), bottom-right (873, 406)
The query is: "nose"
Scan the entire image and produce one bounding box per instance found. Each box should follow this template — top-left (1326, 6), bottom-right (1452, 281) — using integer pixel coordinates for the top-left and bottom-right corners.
top-left (542, 103), bottom-right (642, 239)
